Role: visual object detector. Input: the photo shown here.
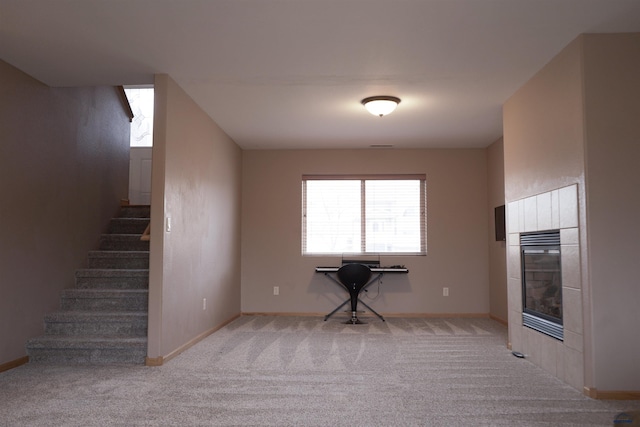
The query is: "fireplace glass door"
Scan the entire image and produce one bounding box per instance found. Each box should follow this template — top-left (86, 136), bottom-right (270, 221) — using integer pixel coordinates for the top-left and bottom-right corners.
top-left (520, 230), bottom-right (563, 340)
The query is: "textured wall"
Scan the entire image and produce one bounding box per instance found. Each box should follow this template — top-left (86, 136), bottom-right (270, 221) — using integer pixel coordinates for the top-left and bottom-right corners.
top-left (503, 36), bottom-right (588, 392)
top-left (241, 148), bottom-right (490, 316)
top-left (147, 75), bottom-right (242, 360)
top-left (503, 33), bottom-right (640, 394)
top-left (581, 33), bottom-right (640, 392)
top-left (0, 60), bottom-right (130, 365)
top-left (486, 138), bottom-right (507, 323)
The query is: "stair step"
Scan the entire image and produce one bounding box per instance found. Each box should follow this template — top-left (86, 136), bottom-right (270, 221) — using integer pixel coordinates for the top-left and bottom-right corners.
top-left (87, 251), bottom-right (149, 269)
top-left (60, 289), bottom-right (148, 312)
top-left (75, 269), bottom-right (149, 289)
top-left (118, 205), bottom-right (150, 218)
top-left (108, 218), bottom-right (149, 234)
top-left (99, 234), bottom-right (150, 251)
top-left (44, 311), bottom-right (147, 336)
top-left (26, 336), bottom-right (147, 365)
top-left (28, 204), bottom-right (151, 365)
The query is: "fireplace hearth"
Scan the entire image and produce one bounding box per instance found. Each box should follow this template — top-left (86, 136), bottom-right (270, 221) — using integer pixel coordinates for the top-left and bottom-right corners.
top-left (520, 230), bottom-right (563, 340)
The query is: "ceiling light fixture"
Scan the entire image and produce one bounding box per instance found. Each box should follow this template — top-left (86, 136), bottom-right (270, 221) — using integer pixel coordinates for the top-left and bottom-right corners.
top-left (361, 96), bottom-right (401, 117)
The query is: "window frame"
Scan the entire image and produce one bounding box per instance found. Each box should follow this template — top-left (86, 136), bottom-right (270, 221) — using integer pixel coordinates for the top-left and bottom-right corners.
top-left (302, 174), bottom-right (427, 256)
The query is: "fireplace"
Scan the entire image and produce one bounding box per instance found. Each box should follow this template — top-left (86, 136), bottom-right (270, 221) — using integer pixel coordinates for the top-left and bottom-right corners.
top-left (520, 230), bottom-right (563, 340)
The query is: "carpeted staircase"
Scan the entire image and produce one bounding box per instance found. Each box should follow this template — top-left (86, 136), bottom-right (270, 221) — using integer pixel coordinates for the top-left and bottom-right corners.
top-left (26, 205), bottom-right (150, 365)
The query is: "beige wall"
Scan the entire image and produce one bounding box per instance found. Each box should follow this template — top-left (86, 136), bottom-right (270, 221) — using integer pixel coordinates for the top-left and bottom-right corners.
top-left (147, 75), bottom-right (242, 360)
top-left (241, 149), bottom-right (490, 316)
top-left (504, 36), bottom-right (589, 392)
top-left (503, 38), bottom-right (586, 201)
top-left (0, 60), bottom-right (130, 365)
top-left (503, 33), bottom-right (640, 394)
top-left (582, 34), bottom-right (640, 391)
top-left (487, 138), bottom-right (507, 323)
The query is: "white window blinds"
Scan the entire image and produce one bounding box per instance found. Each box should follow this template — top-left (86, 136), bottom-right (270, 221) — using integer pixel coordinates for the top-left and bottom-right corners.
top-left (302, 175), bottom-right (426, 255)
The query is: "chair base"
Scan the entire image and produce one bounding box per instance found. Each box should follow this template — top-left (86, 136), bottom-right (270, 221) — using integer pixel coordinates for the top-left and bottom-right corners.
top-left (346, 312), bottom-right (366, 325)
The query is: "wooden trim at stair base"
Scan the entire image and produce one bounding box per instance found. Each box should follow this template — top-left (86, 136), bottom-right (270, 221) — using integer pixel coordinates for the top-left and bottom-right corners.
top-left (140, 224), bottom-right (150, 241)
top-left (145, 314), bottom-right (241, 367)
top-left (0, 356), bottom-right (29, 373)
top-left (145, 356), bottom-right (164, 367)
top-left (584, 387), bottom-right (640, 400)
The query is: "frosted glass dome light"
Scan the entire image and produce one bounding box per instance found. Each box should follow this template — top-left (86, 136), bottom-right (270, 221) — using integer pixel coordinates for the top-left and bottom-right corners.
top-left (361, 96), bottom-right (401, 117)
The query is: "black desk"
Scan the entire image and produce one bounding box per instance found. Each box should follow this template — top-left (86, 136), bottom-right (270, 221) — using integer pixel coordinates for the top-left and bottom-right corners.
top-left (316, 266), bottom-right (408, 322)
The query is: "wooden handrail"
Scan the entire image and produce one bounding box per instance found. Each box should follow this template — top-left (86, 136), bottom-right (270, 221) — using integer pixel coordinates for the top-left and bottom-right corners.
top-left (117, 86), bottom-right (134, 123)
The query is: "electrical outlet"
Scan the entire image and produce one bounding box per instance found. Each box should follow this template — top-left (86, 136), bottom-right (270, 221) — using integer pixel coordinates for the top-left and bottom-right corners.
top-left (273, 286), bottom-right (279, 296)
top-left (443, 287), bottom-right (449, 297)
top-left (202, 298), bottom-right (206, 310)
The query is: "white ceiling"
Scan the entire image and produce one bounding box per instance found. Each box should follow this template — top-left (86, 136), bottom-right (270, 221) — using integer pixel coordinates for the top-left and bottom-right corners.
top-left (2, 0), bottom-right (640, 150)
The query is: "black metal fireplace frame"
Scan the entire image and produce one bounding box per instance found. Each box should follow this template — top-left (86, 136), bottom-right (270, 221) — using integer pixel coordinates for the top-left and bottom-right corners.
top-left (520, 230), bottom-right (564, 341)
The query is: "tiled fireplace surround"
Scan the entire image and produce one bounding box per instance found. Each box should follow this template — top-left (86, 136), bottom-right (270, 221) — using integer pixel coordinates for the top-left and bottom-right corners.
top-left (507, 184), bottom-right (584, 391)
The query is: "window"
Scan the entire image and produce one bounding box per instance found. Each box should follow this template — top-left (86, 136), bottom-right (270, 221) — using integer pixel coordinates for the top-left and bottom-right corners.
top-left (302, 175), bottom-right (426, 255)
top-left (124, 87), bottom-right (154, 147)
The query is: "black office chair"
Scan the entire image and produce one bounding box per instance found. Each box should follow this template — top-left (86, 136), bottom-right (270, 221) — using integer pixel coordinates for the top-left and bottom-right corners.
top-left (337, 263), bottom-right (372, 324)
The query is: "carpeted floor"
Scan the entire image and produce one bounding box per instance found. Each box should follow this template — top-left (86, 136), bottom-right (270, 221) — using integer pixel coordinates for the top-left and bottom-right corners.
top-left (1, 315), bottom-right (638, 426)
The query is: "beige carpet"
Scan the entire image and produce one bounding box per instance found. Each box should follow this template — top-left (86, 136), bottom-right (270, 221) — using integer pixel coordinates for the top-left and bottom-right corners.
top-left (1, 315), bottom-right (638, 426)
